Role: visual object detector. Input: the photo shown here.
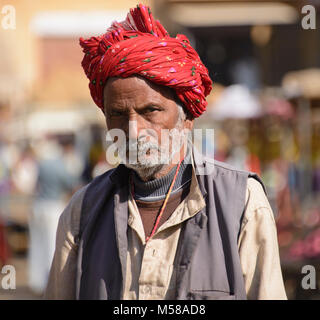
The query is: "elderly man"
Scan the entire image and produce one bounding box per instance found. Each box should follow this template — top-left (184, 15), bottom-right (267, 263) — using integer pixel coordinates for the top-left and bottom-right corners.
top-left (45, 4), bottom-right (287, 300)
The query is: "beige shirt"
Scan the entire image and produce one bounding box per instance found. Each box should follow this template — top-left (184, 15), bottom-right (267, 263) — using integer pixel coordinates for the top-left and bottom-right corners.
top-left (45, 170), bottom-right (287, 300)
top-left (124, 165), bottom-right (206, 299)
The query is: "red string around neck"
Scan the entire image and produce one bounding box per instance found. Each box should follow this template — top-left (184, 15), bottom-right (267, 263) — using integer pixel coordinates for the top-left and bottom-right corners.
top-left (130, 159), bottom-right (183, 243)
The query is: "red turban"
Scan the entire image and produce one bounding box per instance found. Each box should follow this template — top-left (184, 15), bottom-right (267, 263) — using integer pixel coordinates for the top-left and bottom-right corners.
top-left (79, 4), bottom-right (212, 118)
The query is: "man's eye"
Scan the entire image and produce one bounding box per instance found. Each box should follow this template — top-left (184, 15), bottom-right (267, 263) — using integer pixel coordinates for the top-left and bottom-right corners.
top-left (145, 106), bottom-right (160, 113)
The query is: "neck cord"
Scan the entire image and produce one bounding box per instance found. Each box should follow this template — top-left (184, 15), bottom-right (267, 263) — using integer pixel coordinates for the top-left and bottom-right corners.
top-left (130, 159), bottom-right (183, 243)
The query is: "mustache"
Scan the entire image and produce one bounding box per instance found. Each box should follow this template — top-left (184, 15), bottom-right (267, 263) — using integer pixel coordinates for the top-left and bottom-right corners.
top-left (125, 136), bottom-right (159, 152)
top-left (121, 137), bottom-right (162, 166)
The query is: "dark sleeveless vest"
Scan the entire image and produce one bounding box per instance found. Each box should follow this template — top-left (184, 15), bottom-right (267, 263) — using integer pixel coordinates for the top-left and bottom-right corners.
top-left (75, 148), bottom-right (265, 300)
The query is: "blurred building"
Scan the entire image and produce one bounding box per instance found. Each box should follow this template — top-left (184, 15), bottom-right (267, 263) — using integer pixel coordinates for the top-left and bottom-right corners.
top-left (0, 0), bottom-right (153, 143)
top-left (154, 0), bottom-right (320, 88)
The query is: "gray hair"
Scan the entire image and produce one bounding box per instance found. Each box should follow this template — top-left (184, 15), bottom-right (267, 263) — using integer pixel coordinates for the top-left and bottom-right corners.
top-left (174, 94), bottom-right (192, 121)
top-left (177, 102), bottom-right (187, 123)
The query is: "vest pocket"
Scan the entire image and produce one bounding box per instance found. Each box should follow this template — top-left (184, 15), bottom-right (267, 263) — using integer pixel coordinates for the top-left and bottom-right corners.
top-left (188, 290), bottom-right (236, 300)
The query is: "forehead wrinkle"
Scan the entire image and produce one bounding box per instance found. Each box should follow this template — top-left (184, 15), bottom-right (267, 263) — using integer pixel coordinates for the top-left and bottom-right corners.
top-left (103, 76), bottom-right (176, 109)
top-left (105, 90), bottom-right (171, 113)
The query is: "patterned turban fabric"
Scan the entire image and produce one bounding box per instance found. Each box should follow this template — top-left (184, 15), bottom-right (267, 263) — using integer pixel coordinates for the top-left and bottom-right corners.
top-left (79, 4), bottom-right (212, 118)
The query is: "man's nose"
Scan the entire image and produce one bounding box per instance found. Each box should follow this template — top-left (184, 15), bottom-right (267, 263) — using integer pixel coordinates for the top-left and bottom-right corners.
top-left (128, 119), bottom-right (138, 141)
top-left (127, 114), bottom-right (146, 141)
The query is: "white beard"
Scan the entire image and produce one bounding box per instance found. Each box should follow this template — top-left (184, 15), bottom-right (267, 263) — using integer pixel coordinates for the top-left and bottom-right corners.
top-left (121, 125), bottom-right (188, 180)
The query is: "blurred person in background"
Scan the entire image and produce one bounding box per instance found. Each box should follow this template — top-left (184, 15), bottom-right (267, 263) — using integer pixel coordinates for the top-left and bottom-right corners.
top-left (0, 142), bottom-right (10, 266)
top-left (58, 134), bottom-right (84, 181)
top-left (11, 143), bottom-right (38, 196)
top-left (45, 4), bottom-right (286, 300)
top-left (0, 139), bottom-right (22, 266)
top-left (82, 124), bottom-right (111, 182)
top-left (29, 136), bottom-right (81, 295)
top-left (91, 152), bottom-right (113, 179)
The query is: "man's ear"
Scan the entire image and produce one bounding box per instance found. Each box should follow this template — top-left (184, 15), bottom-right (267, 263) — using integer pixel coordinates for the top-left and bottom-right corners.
top-left (184, 118), bottom-right (194, 131)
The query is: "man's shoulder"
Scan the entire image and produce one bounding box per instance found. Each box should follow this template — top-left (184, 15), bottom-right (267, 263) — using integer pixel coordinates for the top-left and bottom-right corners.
top-left (197, 154), bottom-right (266, 194)
top-left (212, 159), bottom-right (250, 174)
top-left (200, 154), bottom-right (252, 177)
top-left (88, 167), bottom-right (117, 186)
top-left (59, 168), bottom-right (117, 234)
top-left (69, 167), bottom-right (116, 203)
top-left (245, 177), bottom-right (273, 214)
top-left (193, 146), bottom-right (250, 176)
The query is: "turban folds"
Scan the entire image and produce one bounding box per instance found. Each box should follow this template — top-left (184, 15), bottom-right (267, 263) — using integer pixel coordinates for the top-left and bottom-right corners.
top-left (79, 4), bottom-right (212, 118)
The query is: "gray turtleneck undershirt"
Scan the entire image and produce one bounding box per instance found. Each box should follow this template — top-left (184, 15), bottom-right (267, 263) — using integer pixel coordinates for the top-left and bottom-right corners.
top-left (132, 148), bottom-right (192, 202)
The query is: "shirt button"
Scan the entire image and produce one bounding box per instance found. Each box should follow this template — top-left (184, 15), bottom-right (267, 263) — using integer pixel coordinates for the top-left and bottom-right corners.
top-left (144, 285), bottom-right (151, 294)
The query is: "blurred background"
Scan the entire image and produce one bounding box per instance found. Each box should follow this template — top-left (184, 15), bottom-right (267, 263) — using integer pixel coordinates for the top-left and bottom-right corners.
top-left (0, 0), bottom-right (319, 299)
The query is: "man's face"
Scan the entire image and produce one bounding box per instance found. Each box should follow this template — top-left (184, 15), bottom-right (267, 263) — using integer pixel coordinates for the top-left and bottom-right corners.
top-left (103, 76), bottom-right (193, 179)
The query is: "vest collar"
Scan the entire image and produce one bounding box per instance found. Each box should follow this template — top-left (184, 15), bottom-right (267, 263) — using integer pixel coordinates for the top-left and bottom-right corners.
top-left (108, 144), bottom-right (213, 199)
